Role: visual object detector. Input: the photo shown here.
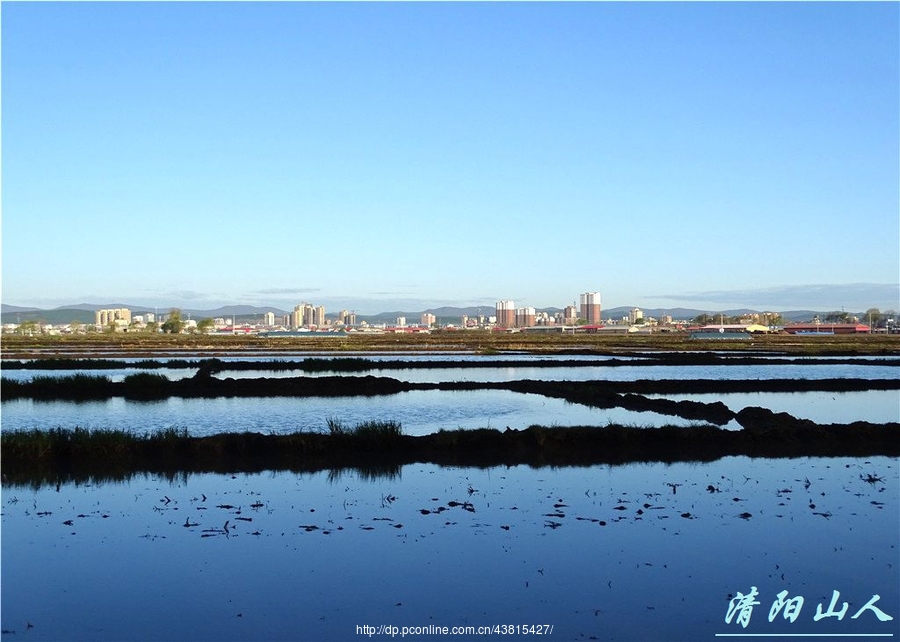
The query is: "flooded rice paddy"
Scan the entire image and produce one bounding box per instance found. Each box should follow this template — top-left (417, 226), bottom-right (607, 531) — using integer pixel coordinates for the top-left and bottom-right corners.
top-left (2, 389), bottom-right (898, 437)
top-left (1, 390), bottom-right (706, 437)
top-left (2, 354), bottom-right (898, 640)
top-left (3, 356), bottom-right (898, 385)
top-left (2, 458), bottom-right (897, 640)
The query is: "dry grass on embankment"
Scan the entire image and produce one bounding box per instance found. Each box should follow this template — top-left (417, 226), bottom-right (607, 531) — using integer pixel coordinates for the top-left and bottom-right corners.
top-left (3, 330), bottom-right (899, 358)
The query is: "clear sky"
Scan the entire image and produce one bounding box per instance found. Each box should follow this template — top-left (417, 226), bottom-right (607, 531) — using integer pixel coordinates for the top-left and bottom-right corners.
top-left (2, 2), bottom-right (898, 314)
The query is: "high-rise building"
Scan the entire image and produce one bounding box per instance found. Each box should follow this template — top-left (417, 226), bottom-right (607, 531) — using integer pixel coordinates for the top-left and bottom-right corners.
top-left (95, 308), bottom-right (131, 327)
top-left (515, 307), bottom-right (536, 327)
top-left (495, 300), bottom-right (515, 327)
top-left (337, 310), bottom-right (357, 326)
top-left (291, 303), bottom-right (309, 330)
top-left (629, 308), bottom-right (644, 324)
top-left (421, 313), bottom-right (436, 328)
top-left (263, 312), bottom-right (275, 326)
top-left (580, 292), bottom-right (602, 325)
top-left (291, 303), bottom-right (325, 328)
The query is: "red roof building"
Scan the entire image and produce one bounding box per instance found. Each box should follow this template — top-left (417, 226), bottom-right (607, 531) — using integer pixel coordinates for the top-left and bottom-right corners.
top-left (783, 323), bottom-right (870, 335)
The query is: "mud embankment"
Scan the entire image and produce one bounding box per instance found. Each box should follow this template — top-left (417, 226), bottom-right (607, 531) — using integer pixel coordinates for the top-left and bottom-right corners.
top-left (4, 373), bottom-right (897, 426)
top-left (3, 413), bottom-right (898, 489)
top-left (5, 372), bottom-right (898, 401)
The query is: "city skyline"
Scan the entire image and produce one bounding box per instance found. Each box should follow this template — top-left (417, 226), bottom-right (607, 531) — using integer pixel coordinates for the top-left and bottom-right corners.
top-left (2, 3), bottom-right (898, 315)
top-left (4, 281), bottom-right (898, 320)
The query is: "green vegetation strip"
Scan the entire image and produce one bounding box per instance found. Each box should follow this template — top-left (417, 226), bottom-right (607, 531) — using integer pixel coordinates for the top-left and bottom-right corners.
top-left (3, 415), bottom-right (898, 488)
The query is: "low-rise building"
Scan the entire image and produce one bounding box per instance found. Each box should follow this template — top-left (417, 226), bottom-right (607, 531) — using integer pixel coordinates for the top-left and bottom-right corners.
top-left (783, 323), bottom-right (870, 335)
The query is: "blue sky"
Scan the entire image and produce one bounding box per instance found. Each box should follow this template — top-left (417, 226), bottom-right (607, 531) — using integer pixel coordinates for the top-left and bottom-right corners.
top-left (2, 2), bottom-right (898, 314)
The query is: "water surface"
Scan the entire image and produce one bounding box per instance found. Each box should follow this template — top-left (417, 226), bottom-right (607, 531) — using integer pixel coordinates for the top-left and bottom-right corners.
top-left (0, 390), bottom-right (707, 436)
top-left (2, 457), bottom-right (896, 640)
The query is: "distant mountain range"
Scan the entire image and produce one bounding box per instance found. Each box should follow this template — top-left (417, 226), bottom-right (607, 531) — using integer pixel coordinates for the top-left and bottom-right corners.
top-left (1, 302), bottom-right (843, 325)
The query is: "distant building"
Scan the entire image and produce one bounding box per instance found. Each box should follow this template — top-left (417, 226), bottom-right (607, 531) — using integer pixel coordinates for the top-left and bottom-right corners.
top-left (580, 292), bottom-right (602, 325)
top-left (629, 308), bottom-right (644, 325)
top-left (95, 308), bottom-right (131, 327)
top-left (264, 312), bottom-right (275, 326)
top-left (750, 312), bottom-right (781, 327)
top-left (291, 303), bottom-right (327, 329)
top-left (421, 313), bottom-right (436, 328)
top-left (515, 307), bottom-right (536, 328)
top-left (783, 323), bottom-right (870, 335)
top-left (496, 300), bottom-right (515, 327)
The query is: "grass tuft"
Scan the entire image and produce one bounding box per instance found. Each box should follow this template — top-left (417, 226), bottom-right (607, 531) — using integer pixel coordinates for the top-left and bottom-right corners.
top-left (325, 417), bottom-right (348, 435)
top-left (122, 372), bottom-right (171, 399)
top-left (325, 418), bottom-right (402, 440)
top-left (352, 420), bottom-right (403, 438)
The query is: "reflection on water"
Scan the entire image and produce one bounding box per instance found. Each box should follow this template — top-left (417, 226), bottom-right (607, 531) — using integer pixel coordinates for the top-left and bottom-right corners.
top-left (2, 359), bottom-right (897, 640)
top-left (2, 360), bottom-right (897, 384)
top-left (2, 457), bottom-right (897, 641)
top-left (212, 362), bottom-right (899, 383)
top-left (0, 390), bottom-right (706, 436)
top-left (0, 368), bottom-right (198, 383)
top-left (2, 389), bottom-right (896, 437)
top-left (649, 390), bottom-right (900, 427)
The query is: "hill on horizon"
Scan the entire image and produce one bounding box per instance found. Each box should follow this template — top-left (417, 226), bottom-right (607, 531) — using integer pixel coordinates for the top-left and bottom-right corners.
top-left (0, 302), bottom-right (854, 325)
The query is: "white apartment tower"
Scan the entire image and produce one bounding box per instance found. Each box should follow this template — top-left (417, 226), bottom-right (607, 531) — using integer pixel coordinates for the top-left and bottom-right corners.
top-left (580, 292), bottom-right (602, 325)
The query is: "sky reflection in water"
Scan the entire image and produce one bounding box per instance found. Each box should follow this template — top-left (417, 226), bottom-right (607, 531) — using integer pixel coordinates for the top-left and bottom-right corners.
top-left (2, 361), bottom-right (898, 384)
top-left (2, 388), bottom-right (897, 437)
top-left (2, 358), bottom-right (897, 640)
top-left (2, 457), bottom-right (897, 641)
top-left (0, 391), bottom-right (703, 436)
